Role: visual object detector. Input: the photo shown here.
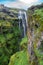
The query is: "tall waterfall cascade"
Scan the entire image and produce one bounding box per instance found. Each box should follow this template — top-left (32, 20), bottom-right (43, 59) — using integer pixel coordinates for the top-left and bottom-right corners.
top-left (18, 11), bottom-right (27, 37)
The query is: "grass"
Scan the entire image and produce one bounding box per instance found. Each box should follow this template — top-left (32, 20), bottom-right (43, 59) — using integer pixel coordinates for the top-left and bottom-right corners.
top-left (9, 50), bottom-right (28, 65)
top-left (20, 36), bottom-right (28, 46)
top-left (9, 36), bottom-right (28, 65)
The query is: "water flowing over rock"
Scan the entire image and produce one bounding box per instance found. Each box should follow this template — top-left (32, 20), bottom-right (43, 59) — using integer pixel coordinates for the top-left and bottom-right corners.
top-left (18, 11), bottom-right (27, 37)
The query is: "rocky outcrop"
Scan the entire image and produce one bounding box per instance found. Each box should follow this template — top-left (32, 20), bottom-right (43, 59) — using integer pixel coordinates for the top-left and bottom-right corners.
top-left (28, 3), bottom-right (43, 12)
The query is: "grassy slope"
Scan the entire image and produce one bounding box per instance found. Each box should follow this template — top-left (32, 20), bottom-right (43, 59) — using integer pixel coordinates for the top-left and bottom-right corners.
top-left (8, 37), bottom-right (28, 65)
top-left (9, 50), bottom-right (28, 65)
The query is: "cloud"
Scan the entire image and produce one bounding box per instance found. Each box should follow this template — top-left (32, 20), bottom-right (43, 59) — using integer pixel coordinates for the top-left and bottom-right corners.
top-left (4, 1), bottom-right (28, 9)
top-left (4, 0), bottom-right (39, 10)
top-left (19, 0), bottom-right (39, 4)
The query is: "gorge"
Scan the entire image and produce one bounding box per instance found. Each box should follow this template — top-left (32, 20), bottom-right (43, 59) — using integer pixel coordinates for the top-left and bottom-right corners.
top-left (0, 3), bottom-right (43, 65)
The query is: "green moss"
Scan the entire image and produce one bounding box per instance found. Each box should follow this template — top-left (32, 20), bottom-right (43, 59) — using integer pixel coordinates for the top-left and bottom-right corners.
top-left (20, 36), bottom-right (28, 49)
top-left (9, 50), bottom-right (28, 65)
top-left (34, 49), bottom-right (43, 65)
top-left (6, 33), bottom-right (13, 40)
top-left (0, 35), bottom-right (6, 43)
top-left (20, 36), bottom-right (28, 46)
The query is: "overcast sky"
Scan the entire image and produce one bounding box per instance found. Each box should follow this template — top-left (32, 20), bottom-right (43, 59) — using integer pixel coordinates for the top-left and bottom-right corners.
top-left (0, 0), bottom-right (43, 10)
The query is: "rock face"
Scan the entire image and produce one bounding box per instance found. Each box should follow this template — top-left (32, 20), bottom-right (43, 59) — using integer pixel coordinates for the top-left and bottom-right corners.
top-left (28, 3), bottom-right (43, 12)
top-left (0, 4), bottom-right (26, 18)
top-left (0, 4), bottom-right (18, 18)
top-left (27, 3), bottom-right (43, 65)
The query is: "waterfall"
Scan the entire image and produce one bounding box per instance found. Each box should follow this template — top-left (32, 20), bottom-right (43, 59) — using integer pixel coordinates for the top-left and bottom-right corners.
top-left (22, 12), bottom-right (26, 37)
top-left (18, 11), bottom-right (22, 30)
top-left (18, 11), bottom-right (27, 37)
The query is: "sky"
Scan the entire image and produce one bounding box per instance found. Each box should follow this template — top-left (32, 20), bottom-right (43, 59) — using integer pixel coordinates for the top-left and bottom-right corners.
top-left (0, 0), bottom-right (43, 10)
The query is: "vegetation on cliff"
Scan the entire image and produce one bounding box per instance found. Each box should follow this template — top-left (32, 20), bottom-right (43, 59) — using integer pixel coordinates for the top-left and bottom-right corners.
top-left (27, 4), bottom-right (43, 65)
top-left (0, 3), bottom-right (43, 65)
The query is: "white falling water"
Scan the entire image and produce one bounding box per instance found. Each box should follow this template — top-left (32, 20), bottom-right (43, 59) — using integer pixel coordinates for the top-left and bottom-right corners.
top-left (18, 11), bottom-right (22, 19)
top-left (22, 12), bottom-right (26, 37)
top-left (18, 11), bottom-right (27, 37)
top-left (24, 11), bottom-right (28, 27)
top-left (18, 11), bottom-right (22, 30)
